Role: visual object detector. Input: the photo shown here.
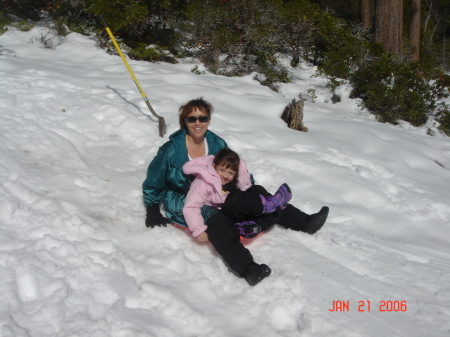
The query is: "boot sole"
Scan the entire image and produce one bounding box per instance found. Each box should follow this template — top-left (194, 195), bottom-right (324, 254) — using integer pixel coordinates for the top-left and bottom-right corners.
top-left (280, 183), bottom-right (292, 205)
top-left (305, 206), bottom-right (329, 234)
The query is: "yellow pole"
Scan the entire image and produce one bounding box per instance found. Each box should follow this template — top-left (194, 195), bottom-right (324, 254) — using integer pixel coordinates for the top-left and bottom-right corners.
top-left (100, 15), bottom-right (166, 137)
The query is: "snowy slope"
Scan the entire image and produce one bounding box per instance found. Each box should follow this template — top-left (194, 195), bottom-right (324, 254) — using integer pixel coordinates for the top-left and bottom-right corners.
top-left (1, 28), bottom-right (450, 337)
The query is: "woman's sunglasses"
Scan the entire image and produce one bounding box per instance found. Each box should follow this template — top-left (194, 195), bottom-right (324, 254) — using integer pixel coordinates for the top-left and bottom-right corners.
top-left (185, 116), bottom-right (210, 123)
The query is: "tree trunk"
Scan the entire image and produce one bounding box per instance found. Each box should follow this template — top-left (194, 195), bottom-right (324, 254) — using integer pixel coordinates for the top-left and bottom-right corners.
top-left (375, 0), bottom-right (403, 55)
top-left (410, 0), bottom-right (421, 61)
top-left (360, 0), bottom-right (371, 29)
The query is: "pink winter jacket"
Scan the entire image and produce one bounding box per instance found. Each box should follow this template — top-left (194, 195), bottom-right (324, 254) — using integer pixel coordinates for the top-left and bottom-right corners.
top-left (182, 155), bottom-right (252, 237)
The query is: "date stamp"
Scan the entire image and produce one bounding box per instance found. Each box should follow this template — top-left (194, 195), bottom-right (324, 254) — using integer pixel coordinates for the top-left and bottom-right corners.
top-left (329, 300), bottom-right (408, 312)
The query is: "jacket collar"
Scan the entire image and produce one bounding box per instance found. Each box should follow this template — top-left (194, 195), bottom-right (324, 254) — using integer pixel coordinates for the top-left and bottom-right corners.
top-left (169, 129), bottom-right (215, 169)
top-left (170, 128), bottom-right (216, 154)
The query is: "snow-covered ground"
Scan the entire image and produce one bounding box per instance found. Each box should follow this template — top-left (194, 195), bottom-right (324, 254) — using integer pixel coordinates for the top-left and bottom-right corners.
top-left (1, 28), bottom-right (450, 337)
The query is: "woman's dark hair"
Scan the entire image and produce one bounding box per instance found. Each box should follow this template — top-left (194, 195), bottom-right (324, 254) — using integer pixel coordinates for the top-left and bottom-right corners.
top-left (213, 148), bottom-right (240, 181)
top-left (179, 97), bottom-right (214, 130)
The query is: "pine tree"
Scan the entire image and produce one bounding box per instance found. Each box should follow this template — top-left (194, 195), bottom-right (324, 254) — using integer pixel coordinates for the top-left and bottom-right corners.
top-left (375, 0), bottom-right (403, 55)
top-left (360, 0), bottom-right (371, 29)
top-left (410, 0), bottom-right (421, 62)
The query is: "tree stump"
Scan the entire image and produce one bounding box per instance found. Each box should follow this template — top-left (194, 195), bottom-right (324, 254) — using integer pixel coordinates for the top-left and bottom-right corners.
top-left (281, 99), bottom-right (308, 132)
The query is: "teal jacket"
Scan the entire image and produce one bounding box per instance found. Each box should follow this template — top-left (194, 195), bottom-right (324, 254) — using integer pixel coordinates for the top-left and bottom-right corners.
top-left (142, 129), bottom-right (229, 227)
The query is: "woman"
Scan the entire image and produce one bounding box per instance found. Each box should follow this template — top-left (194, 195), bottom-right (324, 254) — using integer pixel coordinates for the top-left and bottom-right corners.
top-left (143, 97), bottom-right (226, 227)
top-left (142, 97), bottom-right (329, 286)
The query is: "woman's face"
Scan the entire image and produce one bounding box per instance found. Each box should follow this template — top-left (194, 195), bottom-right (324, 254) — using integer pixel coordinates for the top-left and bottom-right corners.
top-left (185, 108), bottom-right (211, 138)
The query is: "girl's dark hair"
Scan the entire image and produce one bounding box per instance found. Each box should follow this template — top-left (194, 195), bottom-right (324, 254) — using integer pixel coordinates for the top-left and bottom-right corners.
top-left (213, 148), bottom-right (240, 181)
top-left (179, 97), bottom-right (214, 130)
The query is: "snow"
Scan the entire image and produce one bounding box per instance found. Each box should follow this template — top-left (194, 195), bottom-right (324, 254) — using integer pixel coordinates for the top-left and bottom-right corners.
top-left (1, 27), bottom-right (450, 337)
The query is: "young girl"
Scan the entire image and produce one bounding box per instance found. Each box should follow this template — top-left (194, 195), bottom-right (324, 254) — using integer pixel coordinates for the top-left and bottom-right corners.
top-left (182, 148), bottom-right (292, 242)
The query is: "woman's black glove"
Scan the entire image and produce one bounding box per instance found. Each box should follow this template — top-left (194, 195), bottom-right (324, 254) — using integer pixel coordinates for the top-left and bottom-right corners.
top-left (145, 204), bottom-right (171, 228)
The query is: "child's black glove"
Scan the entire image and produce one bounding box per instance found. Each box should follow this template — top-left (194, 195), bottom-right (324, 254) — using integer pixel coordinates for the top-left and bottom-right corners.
top-left (222, 181), bottom-right (238, 193)
top-left (145, 204), bottom-right (171, 228)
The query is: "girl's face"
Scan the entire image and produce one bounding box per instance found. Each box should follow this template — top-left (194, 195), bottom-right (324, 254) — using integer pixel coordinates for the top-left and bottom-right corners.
top-left (185, 108), bottom-right (210, 138)
top-left (213, 163), bottom-right (236, 185)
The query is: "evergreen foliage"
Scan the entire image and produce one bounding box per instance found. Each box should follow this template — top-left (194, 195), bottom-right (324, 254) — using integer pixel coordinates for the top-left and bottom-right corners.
top-left (0, 12), bottom-right (11, 35)
top-left (350, 53), bottom-right (448, 126)
top-left (184, 0), bottom-right (287, 88)
top-left (1, 0), bottom-right (450, 136)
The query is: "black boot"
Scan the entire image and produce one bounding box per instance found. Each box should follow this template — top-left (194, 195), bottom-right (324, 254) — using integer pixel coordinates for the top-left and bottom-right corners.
top-left (242, 262), bottom-right (271, 286)
top-left (302, 206), bottom-right (329, 234)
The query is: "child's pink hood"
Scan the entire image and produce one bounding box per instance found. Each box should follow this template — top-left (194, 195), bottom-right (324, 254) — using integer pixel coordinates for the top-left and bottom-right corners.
top-left (182, 155), bottom-right (252, 237)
